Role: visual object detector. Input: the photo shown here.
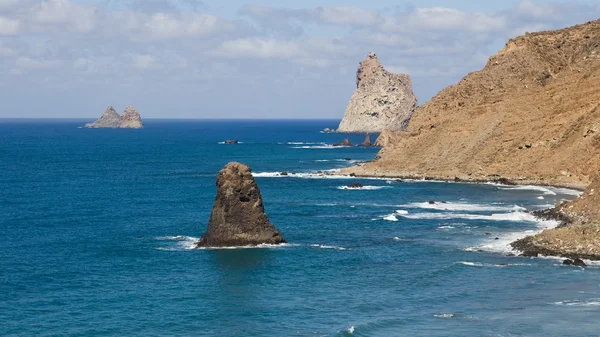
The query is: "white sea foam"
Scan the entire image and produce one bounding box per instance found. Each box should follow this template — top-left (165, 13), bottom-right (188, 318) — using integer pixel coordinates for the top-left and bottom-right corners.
top-left (547, 187), bottom-right (584, 197)
top-left (196, 243), bottom-right (299, 250)
top-left (287, 142), bottom-right (325, 145)
top-left (383, 214), bottom-right (399, 222)
top-left (401, 202), bottom-right (525, 212)
top-left (396, 210), bottom-right (409, 215)
top-left (553, 299), bottom-right (600, 307)
top-left (155, 235), bottom-right (199, 250)
top-left (309, 244), bottom-right (348, 250)
top-left (337, 185), bottom-right (391, 190)
top-left (458, 261), bottom-right (531, 267)
top-left (434, 313), bottom-right (455, 319)
top-left (291, 145), bottom-right (337, 149)
top-left (537, 196), bottom-right (545, 200)
top-left (438, 225), bottom-right (455, 230)
top-left (398, 212), bottom-right (538, 222)
top-left (498, 185), bottom-right (557, 195)
top-left (347, 326), bottom-right (355, 334)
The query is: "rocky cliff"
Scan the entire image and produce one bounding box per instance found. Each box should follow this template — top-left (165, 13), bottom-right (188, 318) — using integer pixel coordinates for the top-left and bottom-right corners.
top-left (345, 20), bottom-right (600, 189)
top-left (84, 106), bottom-right (121, 128)
top-left (337, 53), bottom-right (417, 133)
top-left (84, 106), bottom-right (144, 129)
top-left (196, 162), bottom-right (286, 247)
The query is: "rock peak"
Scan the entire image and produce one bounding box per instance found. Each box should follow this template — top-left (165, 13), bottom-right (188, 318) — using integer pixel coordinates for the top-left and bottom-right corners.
top-left (84, 106), bottom-right (121, 128)
top-left (337, 53), bottom-right (417, 133)
top-left (119, 106), bottom-right (144, 129)
top-left (196, 162), bottom-right (286, 247)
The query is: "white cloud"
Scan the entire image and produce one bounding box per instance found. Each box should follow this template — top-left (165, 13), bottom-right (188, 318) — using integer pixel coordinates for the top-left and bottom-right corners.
top-left (15, 56), bottom-right (62, 69)
top-left (0, 16), bottom-right (19, 35)
top-left (216, 38), bottom-right (303, 59)
top-left (313, 7), bottom-right (380, 26)
top-left (131, 54), bottom-right (156, 69)
top-left (29, 0), bottom-right (97, 33)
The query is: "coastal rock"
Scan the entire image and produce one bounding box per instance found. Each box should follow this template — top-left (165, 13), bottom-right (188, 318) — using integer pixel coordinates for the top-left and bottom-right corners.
top-left (196, 162), bottom-right (286, 247)
top-left (337, 52), bottom-right (417, 133)
top-left (84, 106), bottom-right (121, 128)
top-left (334, 138), bottom-right (352, 147)
top-left (119, 106), bottom-right (144, 129)
top-left (346, 183), bottom-right (363, 189)
top-left (359, 134), bottom-right (373, 147)
top-left (224, 139), bottom-right (239, 144)
top-left (342, 19), bottom-right (600, 188)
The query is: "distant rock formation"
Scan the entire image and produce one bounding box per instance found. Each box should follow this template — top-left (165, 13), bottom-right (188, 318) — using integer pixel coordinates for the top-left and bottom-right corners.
top-left (84, 106), bottom-right (144, 129)
top-left (337, 52), bottom-right (417, 133)
top-left (84, 106), bottom-right (121, 128)
top-left (359, 134), bottom-right (373, 147)
top-left (334, 138), bottom-right (352, 147)
top-left (119, 106), bottom-right (144, 129)
top-left (196, 162), bottom-right (286, 247)
top-left (224, 139), bottom-right (239, 144)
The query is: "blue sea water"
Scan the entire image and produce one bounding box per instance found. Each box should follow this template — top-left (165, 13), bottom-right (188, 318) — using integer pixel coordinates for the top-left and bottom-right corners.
top-left (1, 119), bottom-right (599, 337)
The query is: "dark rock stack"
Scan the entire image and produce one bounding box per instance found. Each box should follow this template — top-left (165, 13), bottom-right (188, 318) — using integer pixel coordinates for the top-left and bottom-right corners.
top-left (196, 162), bottom-right (286, 247)
top-left (359, 134), bottom-right (373, 147)
top-left (334, 138), bottom-right (352, 147)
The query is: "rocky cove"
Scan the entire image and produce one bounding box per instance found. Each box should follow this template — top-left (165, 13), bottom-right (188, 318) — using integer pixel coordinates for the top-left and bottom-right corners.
top-left (336, 19), bottom-right (600, 261)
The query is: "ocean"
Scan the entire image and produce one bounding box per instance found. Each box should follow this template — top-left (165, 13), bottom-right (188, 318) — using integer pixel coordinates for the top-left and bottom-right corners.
top-left (1, 119), bottom-right (599, 337)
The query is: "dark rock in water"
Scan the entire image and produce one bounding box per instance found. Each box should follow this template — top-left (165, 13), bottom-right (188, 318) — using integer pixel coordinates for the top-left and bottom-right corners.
top-left (519, 251), bottom-right (539, 257)
top-left (359, 134), bottom-right (373, 147)
top-left (224, 139), bottom-right (239, 144)
top-left (280, 172), bottom-right (288, 176)
top-left (349, 173), bottom-right (356, 177)
top-left (494, 177), bottom-right (516, 185)
top-left (334, 138), bottom-right (352, 147)
top-left (343, 158), bottom-right (352, 161)
top-left (573, 258), bottom-right (587, 267)
top-left (323, 128), bottom-right (335, 133)
top-left (347, 183), bottom-right (363, 189)
top-left (428, 201), bottom-right (436, 205)
top-left (196, 162), bottom-right (286, 247)
top-left (563, 259), bottom-right (574, 265)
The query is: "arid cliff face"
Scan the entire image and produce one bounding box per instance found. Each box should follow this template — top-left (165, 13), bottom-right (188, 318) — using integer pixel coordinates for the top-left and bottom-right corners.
top-left (337, 53), bottom-right (417, 133)
top-left (347, 20), bottom-right (600, 189)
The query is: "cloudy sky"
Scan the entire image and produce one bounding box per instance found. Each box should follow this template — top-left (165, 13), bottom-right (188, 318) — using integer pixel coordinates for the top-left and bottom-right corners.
top-left (0, 0), bottom-right (598, 119)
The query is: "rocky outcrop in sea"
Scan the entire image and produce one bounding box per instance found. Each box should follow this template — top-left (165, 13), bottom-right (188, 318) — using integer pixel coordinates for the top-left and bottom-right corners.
top-left (336, 52), bottom-right (417, 133)
top-left (359, 134), bottom-right (373, 147)
top-left (84, 106), bottom-right (121, 128)
top-left (196, 162), bottom-right (286, 247)
top-left (84, 106), bottom-right (144, 129)
top-left (119, 106), bottom-right (144, 129)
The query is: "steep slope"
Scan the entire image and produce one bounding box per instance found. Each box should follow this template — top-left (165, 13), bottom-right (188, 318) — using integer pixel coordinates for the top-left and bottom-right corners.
top-left (346, 20), bottom-right (600, 188)
top-left (337, 53), bottom-right (417, 133)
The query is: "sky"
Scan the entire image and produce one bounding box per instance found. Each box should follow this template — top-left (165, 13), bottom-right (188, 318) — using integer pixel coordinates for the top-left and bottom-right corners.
top-left (0, 0), bottom-right (599, 119)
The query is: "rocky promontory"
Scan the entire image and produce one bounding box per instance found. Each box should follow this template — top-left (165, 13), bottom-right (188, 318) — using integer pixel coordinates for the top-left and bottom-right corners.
top-left (337, 52), bottom-right (417, 133)
top-left (512, 173), bottom-right (600, 260)
top-left (343, 20), bottom-right (600, 189)
top-left (84, 106), bottom-right (144, 129)
top-left (196, 162), bottom-right (286, 247)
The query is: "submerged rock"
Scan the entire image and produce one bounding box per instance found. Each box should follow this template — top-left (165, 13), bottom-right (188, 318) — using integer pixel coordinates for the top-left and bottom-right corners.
top-left (346, 183), bottom-right (363, 189)
top-left (334, 138), bottom-right (352, 147)
top-left (119, 106), bottom-right (144, 129)
top-left (84, 106), bottom-right (121, 128)
top-left (224, 139), bottom-right (239, 144)
top-left (196, 162), bottom-right (286, 247)
top-left (337, 52), bottom-right (417, 133)
top-left (359, 134), bottom-right (373, 147)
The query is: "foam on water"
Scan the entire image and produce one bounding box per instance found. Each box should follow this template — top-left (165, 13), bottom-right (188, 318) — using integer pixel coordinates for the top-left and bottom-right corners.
top-left (401, 202), bottom-right (525, 212)
top-left (309, 244), bottom-right (348, 250)
top-left (458, 261), bottom-right (532, 267)
top-left (398, 211), bottom-right (539, 222)
top-left (396, 210), bottom-right (409, 215)
top-left (155, 235), bottom-right (199, 250)
top-left (383, 214), bottom-right (399, 222)
top-left (337, 185), bottom-right (391, 190)
top-left (553, 299), bottom-right (600, 307)
top-left (291, 145), bottom-right (337, 149)
top-left (434, 313), bottom-right (455, 319)
top-left (498, 185), bottom-right (557, 195)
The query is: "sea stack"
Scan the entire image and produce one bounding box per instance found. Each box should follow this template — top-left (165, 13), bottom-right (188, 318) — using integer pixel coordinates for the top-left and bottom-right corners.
top-left (359, 134), bottom-right (373, 147)
top-left (337, 52), bottom-right (417, 133)
top-left (196, 162), bottom-right (286, 247)
top-left (84, 106), bottom-right (121, 128)
top-left (84, 106), bottom-right (144, 129)
top-left (119, 106), bottom-right (144, 129)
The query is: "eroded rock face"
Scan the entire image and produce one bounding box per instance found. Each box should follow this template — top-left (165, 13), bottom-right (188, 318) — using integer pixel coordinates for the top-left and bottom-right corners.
top-left (334, 138), bottom-right (352, 147)
top-left (337, 52), bottom-right (417, 133)
top-left (196, 162), bottom-right (286, 247)
top-left (84, 106), bottom-right (121, 128)
top-left (119, 106), bottom-right (144, 129)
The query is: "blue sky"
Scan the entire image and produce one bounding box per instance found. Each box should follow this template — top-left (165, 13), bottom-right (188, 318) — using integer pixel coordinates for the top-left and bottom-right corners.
top-left (0, 0), bottom-right (599, 118)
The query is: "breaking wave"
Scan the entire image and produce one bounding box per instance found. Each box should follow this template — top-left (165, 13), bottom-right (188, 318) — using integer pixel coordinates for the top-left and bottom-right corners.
top-left (401, 202), bottom-right (525, 212)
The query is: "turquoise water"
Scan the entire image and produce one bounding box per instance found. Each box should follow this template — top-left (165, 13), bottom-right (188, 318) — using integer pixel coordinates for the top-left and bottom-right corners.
top-left (1, 119), bottom-right (599, 337)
